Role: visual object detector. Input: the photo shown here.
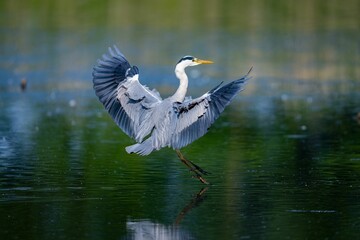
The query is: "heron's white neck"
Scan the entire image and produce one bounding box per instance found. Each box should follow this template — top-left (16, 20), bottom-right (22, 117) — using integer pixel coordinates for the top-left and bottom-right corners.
top-left (171, 66), bottom-right (188, 102)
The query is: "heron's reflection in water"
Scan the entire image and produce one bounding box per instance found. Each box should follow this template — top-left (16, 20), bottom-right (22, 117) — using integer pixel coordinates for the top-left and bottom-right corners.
top-left (125, 187), bottom-right (209, 240)
top-left (174, 187), bottom-right (208, 225)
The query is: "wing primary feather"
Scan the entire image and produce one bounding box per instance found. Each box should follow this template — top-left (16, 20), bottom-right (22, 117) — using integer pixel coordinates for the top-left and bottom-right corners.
top-left (209, 81), bottom-right (224, 94)
top-left (113, 45), bottom-right (122, 55)
top-left (108, 47), bottom-right (117, 58)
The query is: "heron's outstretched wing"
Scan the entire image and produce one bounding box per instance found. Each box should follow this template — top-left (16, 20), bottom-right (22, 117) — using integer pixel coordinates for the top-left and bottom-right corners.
top-left (171, 68), bottom-right (252, 149)
top-left (92, 46), bottom-right (162, 141)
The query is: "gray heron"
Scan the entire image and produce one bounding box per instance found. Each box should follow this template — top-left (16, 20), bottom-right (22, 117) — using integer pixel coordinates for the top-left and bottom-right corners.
top-left (93, 46), bottom-right (252, 184)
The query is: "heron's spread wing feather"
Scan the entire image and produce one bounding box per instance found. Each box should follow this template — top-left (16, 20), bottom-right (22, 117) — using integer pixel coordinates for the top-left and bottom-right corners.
top-left (93, 46), bottom-right (161, 141)
top-left (171, 69), bottom-right (252, 149)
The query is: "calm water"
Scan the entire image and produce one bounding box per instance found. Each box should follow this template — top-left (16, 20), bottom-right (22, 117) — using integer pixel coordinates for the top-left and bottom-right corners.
top-left (1, 1), bottom-right (360, 239)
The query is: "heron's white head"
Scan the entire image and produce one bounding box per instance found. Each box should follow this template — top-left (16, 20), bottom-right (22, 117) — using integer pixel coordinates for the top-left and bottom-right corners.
top-left (175, 56), bottom-right (213, 71)
top-left (173, 55), bottom-right (213, 100)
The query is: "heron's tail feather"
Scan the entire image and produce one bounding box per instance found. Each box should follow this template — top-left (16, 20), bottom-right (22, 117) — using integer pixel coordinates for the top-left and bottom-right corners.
top-left (125, 138), bottom-right (154, 156)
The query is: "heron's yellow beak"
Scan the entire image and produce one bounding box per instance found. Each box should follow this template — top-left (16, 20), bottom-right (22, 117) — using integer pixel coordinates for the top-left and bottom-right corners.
top-left (195, 58), bottom-right (214, 64)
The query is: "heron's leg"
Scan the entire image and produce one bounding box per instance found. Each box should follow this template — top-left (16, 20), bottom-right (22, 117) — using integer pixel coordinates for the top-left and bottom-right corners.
top-left (176, 149), bottom-right (206, 174)
top-left (176, 150), bottom-right (209, 175)
top-left (175, 150), bottom-right (209, 185)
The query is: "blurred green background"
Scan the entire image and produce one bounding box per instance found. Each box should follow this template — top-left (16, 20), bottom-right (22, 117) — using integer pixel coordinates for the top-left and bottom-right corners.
top-left (0, 1), bottom-right (359, 239)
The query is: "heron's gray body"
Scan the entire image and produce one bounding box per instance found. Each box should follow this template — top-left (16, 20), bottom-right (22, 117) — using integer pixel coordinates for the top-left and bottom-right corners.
top-left (93, 46), bottom-right (251, 156)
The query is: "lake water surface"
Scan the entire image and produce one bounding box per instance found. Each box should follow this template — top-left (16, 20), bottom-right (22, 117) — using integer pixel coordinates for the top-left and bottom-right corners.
top-left (1, 1), bottom-right (359, 239)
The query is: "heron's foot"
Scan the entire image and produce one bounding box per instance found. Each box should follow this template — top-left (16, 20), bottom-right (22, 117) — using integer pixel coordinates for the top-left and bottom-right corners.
top-left (187, 159), bottom-right (210, 175)
top-left (192, 174), bottom-right (210, 185)
top-left (189, 168), bottom-right (210, 185)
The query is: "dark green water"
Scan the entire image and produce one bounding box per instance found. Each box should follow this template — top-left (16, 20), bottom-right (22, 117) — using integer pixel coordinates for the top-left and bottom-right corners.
top-left (1, 1), bottom-right (360, 239)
